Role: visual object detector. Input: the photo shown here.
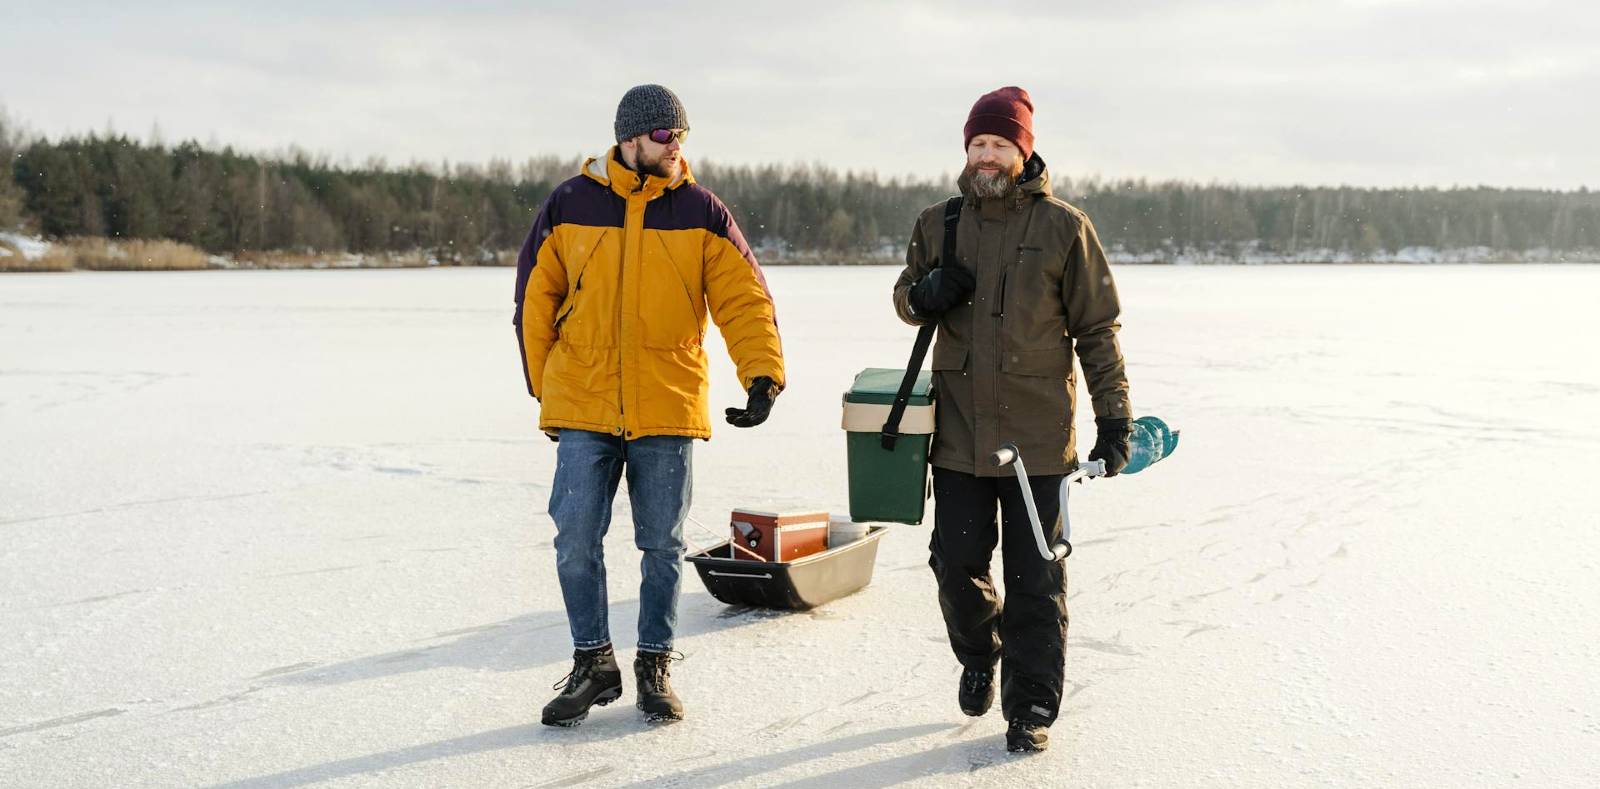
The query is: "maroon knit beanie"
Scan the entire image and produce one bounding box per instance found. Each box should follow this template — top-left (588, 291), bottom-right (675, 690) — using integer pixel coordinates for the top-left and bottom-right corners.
top-left (963, 86), bottom-right (1034, 160)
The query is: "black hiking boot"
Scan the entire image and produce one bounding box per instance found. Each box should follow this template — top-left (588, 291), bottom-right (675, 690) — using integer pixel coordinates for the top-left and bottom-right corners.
top-left (634, 649), bottom-right (685, 723)
top-left (1006, 720), bottom-right (1050, 753)
top-left (541, 646), bottom-right (623, 727)
top-left (959, 666), bottom-right (995, 716)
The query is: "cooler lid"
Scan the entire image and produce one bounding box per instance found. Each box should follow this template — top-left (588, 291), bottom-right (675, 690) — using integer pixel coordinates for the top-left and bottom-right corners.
top-left (731, 509), bottom-right (831, 526)
top-left (844, 368), bottom-right (934, 406)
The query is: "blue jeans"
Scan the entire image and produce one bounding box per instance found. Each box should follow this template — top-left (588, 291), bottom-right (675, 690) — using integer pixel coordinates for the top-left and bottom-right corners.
top-left (548, 429), bottom-right (693, 653)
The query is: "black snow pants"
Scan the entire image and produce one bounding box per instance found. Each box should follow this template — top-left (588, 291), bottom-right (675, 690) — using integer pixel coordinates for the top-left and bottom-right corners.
top-left (928, 466), bottom-right (1069, 727)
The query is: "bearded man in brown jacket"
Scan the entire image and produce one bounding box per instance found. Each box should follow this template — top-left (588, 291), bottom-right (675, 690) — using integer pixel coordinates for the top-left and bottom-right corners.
top-left (893, 86), bottom-right (1134, 754)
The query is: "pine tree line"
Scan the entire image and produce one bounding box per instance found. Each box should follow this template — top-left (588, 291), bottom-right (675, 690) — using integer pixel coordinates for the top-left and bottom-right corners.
top-left (0, 113), bottom-right (28, 230)
top-left (9, 132), bottom-right (568, 261)
top-left (1062, 177), bottom-right (1600, 256)
top-left (5, 127), bottom-right (1598, 260)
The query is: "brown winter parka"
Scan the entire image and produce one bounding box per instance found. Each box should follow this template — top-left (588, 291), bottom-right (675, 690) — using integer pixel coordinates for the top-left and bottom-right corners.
top-left (893, 154), bottom-right (1132, 477)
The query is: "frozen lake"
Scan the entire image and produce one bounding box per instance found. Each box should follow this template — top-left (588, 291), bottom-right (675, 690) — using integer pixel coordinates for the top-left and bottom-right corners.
top-left (2, 265), bottom-right (1598, 787)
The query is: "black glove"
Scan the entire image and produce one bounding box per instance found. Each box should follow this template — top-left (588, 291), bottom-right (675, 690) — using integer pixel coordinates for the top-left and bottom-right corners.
top-left (725, 376), bottom-right (779, 428)
top-left (907, 265), bottom-right (976, 318)
top-left (1088, 416), bottom-right (1132, 477)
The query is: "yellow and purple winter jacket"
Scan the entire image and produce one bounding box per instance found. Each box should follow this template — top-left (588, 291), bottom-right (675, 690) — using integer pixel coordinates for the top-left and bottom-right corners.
top-left (514, 148), bottom-right (785, 440)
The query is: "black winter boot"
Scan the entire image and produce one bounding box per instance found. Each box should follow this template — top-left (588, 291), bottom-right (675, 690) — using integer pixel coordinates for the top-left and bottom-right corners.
top-left (1006, 720), bottom-right (1050, 753)
top-left (541, 646), bottom-right (623, 727)
top-left (634, 650), bottom-right (685, 723)
top-left (959, 666), bottom-right (995, 716)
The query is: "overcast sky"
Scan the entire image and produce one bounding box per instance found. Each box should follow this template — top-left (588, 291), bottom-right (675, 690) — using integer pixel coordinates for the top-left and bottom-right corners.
top-left (3, 0), bottom-right (1596, 189)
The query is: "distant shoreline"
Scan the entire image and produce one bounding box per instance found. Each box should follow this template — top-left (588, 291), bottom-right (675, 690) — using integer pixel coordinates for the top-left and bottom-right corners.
top-left (4, 232), bottom-right (1597, 272)
top-left (6, 259), bottom-right (1597, 273)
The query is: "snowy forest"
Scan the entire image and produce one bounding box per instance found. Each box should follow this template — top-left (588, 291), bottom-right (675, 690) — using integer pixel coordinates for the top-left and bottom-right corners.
top-left (4, 123), bottom-right (1599, 265)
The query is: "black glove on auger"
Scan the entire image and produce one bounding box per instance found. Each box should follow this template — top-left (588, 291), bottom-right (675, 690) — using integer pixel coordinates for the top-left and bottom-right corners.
top-left (1088, 416), bottom-right (1133, 476)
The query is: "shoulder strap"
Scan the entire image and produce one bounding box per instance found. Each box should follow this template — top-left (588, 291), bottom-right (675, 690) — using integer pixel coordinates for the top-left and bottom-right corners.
top-left (938, 195), bottom-right (961, 270)
top-left (881, 196), bottom-right (963, 451)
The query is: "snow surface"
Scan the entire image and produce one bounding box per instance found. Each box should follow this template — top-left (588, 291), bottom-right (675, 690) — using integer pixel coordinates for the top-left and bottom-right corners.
top-left (0, 232), bottom-right (50, 261)
top-left (2, 266), bottom-right (1598, 788)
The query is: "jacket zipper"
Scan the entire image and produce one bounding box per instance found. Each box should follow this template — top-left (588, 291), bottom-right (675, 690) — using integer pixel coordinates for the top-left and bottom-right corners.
top-left (986, 216), bottom-right (1002, 462)
top-left (618, 212), bottom-right (628, 434)
top-left (618, 170), bottom-right (652, 436)
top-left (991, 208), bottom-right (1035, 465)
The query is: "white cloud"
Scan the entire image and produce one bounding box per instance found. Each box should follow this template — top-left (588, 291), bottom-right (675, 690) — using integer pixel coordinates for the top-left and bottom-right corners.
top-left (1, 0), bottom-right (1595, 188)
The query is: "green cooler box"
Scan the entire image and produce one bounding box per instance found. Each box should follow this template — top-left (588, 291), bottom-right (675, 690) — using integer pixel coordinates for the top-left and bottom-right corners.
top-left (842, 368), bottom-right (936, 524)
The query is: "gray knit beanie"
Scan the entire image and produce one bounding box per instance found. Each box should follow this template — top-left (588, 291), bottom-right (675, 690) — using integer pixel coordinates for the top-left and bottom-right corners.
top-left (614, 84), bottom-right (689, 143)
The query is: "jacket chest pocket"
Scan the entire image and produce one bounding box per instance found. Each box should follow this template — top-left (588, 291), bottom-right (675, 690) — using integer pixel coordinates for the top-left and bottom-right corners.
top-left (554, 239), bottom-right (605, 344)
top-left (641, 234), bottom-right (704, 349)
top-left (1001, 246), bottom-right (1067, 348)
top-left (554, 267), bottom-right (584, 332)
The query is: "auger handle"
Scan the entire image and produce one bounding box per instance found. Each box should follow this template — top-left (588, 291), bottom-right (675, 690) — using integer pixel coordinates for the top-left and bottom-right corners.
top-left (989, 448), bottom-right (1108, 562)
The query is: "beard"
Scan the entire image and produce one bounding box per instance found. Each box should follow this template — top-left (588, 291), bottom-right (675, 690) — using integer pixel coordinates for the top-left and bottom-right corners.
top-left (636, 146), bottom-right (681, 179)
top-left (963, 158), bottom-right (1024, 200)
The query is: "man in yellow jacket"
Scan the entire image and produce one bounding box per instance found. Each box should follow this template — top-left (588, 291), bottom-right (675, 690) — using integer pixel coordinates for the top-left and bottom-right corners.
top-left (514, 84), bottom-right (785, 727)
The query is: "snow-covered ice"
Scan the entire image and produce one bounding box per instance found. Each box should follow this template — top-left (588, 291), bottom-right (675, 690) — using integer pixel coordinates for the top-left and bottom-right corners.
top-left (2, 265), bottom-right (1598, 787)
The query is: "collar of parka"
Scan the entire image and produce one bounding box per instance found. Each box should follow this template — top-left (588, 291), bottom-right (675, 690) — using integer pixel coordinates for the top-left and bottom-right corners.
top-left (581, 145), bottom-right (696, 200)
